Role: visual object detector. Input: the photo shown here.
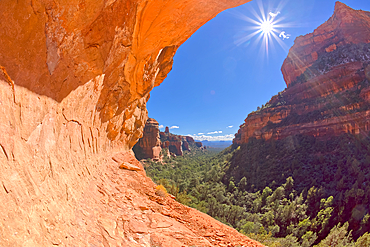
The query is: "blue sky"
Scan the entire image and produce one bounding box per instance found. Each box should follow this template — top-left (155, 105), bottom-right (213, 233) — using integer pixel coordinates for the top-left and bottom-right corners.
top-left (147, 0), bottom-right (370, 141)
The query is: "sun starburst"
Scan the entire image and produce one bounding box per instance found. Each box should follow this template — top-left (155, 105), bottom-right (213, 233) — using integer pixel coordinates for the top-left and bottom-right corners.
top-left (260, 19), bottom-right (275, 35)
top-left (233, 0), bottom-right (291, 57)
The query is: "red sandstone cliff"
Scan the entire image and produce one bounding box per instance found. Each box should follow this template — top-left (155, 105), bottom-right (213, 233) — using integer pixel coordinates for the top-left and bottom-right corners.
top-left (133, 118), bottom-right (162, 160)
top-left (0, 0), bottom-right (265, 246)
top-left (234, 2), bottom-right (370, 145)
top-left (282, 2), bottom-right (370, 87)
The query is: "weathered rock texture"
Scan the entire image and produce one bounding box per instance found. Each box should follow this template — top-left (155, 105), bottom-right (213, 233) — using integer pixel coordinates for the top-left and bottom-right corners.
top-left (234, 2), bottom-right (370, 145)
top-left (133, 118), bottom-right (162, 160)
top-left (0, 0), bottom-right (265, 246)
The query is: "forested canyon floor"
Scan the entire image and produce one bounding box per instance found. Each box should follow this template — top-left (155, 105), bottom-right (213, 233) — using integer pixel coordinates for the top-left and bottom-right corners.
top-left (145, 134), bottom-right (370, 246)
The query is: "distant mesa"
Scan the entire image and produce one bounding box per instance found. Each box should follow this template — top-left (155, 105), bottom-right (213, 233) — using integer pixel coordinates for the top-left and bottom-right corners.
top-left (199, 140), bottom-right (232, 149)
top-left (133, 119), bottom-right (204, 160)
top-left (195, 141), bottom-right (203, 148)
top-left (234, 2), bottom-right (370, 145)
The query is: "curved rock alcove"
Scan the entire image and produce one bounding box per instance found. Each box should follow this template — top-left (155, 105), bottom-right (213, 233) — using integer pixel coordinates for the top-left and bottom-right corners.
top-left (0, 0), bottom-right (264, 246)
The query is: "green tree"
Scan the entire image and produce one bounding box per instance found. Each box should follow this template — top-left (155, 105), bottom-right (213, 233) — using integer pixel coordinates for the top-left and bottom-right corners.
top-left (355, 232), bottom-right (370, 247)
top-left (228, 180), bottom-right (236, 192)
top-left (316, 222), bottom-right (354, 247)
top-left (295, 218), bottom-right (312, 239)
top-left (279, 234), bottom-right (300, 247)
top-left (301, 231), bottom-right (317, 247)
top-left (269, 225), bottom-right (280, 236)
top-left (261, 186), bottom-right (273, 206)
top-left (239, 177), bottom-right (248, 191)
top-left (283, 176), bottom-right (294, 198)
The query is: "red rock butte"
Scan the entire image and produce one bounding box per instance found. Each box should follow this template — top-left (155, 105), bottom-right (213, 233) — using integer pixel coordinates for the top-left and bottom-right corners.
top-left (0, 0), bottom-right (265, 246)
top-left (234, 2), bottom-right (370, 145)
top-left (133, 118), bottom-right (162, 160)
top-left (134, 117), bottom-right (202, 161)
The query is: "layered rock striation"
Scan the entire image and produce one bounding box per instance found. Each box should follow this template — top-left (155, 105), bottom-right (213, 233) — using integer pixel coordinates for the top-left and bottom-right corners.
top-left (0, 0), bottom-right (265, 246)
top-left (234, 2), bottom-right (370, 145)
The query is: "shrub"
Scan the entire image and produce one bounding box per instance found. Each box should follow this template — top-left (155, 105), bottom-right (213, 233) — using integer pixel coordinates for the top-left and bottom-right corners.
top-left (155, 184), bottom-right (168, 197)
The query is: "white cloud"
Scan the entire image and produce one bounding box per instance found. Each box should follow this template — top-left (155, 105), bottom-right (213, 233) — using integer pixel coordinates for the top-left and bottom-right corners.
top-left (198, 133), bottom-right (204, 135)
top-left (170, 126), bottom-right (179, 129)
top-left (188, 134), bottom-right (234, 141)
top-left (207, 130), bottom-right (222, 135)
top-left (158, 125), bottom-right (164, 129)
top-left (269, 11), bottom-right (280, 18)
top-left (279, 31), bottom-right (291, 40)
top-left (227, 125), bottom-right (233, 129)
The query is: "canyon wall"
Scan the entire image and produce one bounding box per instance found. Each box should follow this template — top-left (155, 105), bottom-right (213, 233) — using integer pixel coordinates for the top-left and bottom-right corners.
top-left (234, 2), bottom-right (370, 145)
top-left (0, 0), bottom-right (265, 246)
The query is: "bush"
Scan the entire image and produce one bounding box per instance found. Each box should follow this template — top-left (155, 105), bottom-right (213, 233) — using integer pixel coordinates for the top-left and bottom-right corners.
top-left (155, 184), bottom-right (168, 197)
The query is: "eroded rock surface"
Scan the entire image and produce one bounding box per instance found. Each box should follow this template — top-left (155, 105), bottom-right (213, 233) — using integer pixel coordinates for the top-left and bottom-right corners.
top-left (234, 2), bottom-right (370, 145)
top-left (0, 0), bottom-right (265, 246)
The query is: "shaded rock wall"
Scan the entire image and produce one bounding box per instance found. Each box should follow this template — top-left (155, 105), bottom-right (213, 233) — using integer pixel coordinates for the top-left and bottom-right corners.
top-left (234, 2), bottom-right (370, 145)
top-left (0, 0), bottom-right (265, 246)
